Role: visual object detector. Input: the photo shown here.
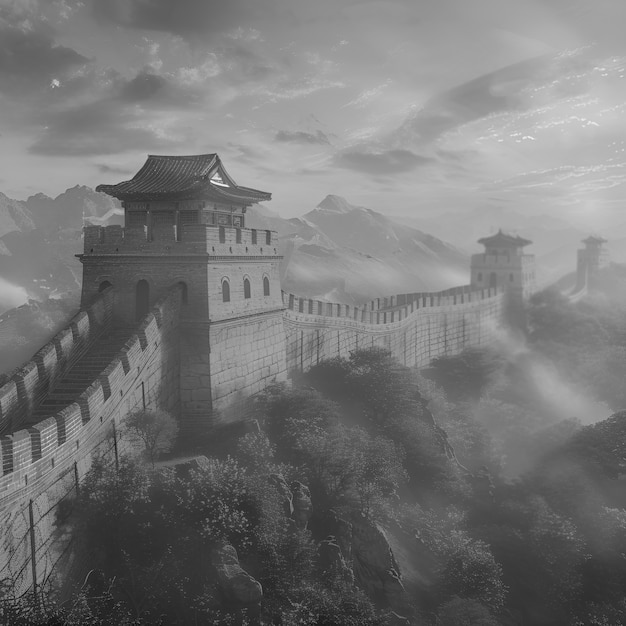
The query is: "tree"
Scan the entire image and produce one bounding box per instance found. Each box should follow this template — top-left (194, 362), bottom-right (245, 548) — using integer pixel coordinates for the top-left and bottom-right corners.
top-left (123, 408), bottom-right (179, 465)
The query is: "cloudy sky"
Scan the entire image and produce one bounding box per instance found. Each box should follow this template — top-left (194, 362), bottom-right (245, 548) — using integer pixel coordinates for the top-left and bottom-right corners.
top-left (2, 0), bottom-right (626, 225)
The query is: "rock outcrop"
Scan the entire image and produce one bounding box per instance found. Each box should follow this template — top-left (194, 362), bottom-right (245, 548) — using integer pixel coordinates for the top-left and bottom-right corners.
top-left (351, 514), bottom-right (412, 618)
top-left (210, 540), bottom-right (263, 623)
top-left (317, 535), bottom-right (354, 583)
top-left (269, 473), bottom-right (294, 518)
top-left (291, 481), bottom-right (313, 529)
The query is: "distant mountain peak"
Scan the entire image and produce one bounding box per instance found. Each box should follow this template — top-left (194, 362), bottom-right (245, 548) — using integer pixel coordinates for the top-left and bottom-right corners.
top-left (316, 195), bottom-right (361, 214)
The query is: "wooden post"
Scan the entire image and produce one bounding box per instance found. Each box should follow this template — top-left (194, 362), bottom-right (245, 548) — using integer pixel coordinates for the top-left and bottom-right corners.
top-left (73, 461), bottom-right (80, 497)
top-left (28, 499), bottom-right (38, 606)
top-left (113, 424), bottom-right (119, 472)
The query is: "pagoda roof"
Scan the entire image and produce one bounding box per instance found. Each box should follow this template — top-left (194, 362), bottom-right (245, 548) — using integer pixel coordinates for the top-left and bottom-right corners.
top-left (478, 229), bottom-right (532, 248)
top-left (582, 235), bottom-right (607, 244)
top-left (96, 154), bottom-right (271, 204)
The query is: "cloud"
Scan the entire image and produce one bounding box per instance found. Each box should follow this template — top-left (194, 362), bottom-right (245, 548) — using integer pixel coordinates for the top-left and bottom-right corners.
top-left (333, 148), bottom-right (434, 175)
top-left (96, 163), bottom-right (135, 175)
top-left (275, 130), bottom-right (330, 145)
top-left (116, 67), bottom-right (207, 107)
top-left (0, 12), bottom-right (90, 97)
top-left (91, 0), bottom-right (268, 39)
top-left (29, 99), bottom-right (184, 156)
top-left (342, 81), bottom-right (391, 109)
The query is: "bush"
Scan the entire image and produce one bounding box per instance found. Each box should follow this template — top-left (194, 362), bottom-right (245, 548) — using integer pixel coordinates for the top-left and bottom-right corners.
top-left (123, 408), bottom-right (179, 465)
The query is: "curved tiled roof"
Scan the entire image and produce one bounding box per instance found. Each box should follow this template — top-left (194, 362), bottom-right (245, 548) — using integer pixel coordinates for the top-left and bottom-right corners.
top-left (478, 229), bottom-right (532, 248)
top-left (96, 154), bottom-right (271, 204)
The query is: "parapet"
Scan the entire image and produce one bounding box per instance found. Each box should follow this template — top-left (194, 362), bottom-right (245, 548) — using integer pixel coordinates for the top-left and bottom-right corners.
top-left (282, 285), bottom-right (503, 325)
top-left (0, 284), bottom-right (183, 498)
top-left (83, 224), bottom-right (280, 258)
top-left (0, 288), bottom-right (115, 435)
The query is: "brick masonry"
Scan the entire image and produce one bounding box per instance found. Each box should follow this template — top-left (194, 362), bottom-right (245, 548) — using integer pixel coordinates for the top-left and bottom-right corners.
top-left (0, 223), bottom-right (513, 595)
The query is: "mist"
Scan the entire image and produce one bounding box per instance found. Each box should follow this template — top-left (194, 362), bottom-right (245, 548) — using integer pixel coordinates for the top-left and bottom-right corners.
top-left (0, 277), bottom-right (28, 314)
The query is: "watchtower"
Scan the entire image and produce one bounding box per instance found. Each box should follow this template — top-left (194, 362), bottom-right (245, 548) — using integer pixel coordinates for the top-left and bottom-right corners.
top-left (470, 229), bottom-right (536, 304)
top-left (576, 235), bottom-right (609, 291)
top-left (79, 154), bottom-right (287, 429)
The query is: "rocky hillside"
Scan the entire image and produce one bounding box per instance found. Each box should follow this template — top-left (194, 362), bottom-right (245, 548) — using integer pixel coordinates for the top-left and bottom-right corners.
top-left (0, 187), bottom-right (122, 304)
top-left (248, 195), bottom-right (469, 303)
top-left (0, 192), bottom-right (35, 237)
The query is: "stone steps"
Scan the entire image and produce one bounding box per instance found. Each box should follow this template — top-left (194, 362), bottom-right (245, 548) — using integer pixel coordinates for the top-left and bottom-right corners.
top-left (27, 327), bottom-right (134, 425)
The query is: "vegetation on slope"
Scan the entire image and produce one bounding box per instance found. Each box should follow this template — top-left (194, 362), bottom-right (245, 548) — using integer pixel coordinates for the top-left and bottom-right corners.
top-left (4, 265), bottom-right (626, 625)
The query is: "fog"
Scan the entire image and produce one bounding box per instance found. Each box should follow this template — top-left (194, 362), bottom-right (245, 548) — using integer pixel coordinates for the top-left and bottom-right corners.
top-left (0, 277), bottom-right (28, 314)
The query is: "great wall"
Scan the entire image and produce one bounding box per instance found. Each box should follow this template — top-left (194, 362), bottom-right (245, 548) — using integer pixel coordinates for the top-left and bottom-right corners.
top-left (0, 153), bottom-right (606, 594)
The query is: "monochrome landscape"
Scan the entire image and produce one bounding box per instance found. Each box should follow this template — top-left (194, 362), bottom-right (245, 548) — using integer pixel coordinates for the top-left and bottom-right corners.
top-left (2, 1), bottom-right (626, 625)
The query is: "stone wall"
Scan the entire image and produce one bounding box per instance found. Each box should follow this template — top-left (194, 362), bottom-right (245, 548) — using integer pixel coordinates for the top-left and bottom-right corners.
top-left (282, 287), bottom-right (505, 373)
top-left (0, 289), bottom-right (115, 435)
top-left (0, 287), bottom-right (181, 595)
top-left (209, 310), bottom-right (288, 420)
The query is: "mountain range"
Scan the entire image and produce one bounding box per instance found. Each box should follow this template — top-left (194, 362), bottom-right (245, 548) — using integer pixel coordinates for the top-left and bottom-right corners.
top-left (0, 187), bottom-right (470, 311)
top-left (246, 195), bottom-right (468, 302)
top-left (2, 183), bottom-right (619, 315)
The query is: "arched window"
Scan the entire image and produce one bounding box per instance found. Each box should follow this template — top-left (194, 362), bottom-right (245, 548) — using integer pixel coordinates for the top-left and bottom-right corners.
top-left (136, 280), bottom-right (150, 321)
top-left (99, 280), bottom-right (112, 292)
top-left (263, 276), bottom-right (270, 296)
top-left (236, 228), bottom-right (242, 243)
top-left (219, 226), bottom-right (226, 243)
top-left (178, 281), bottom-right (188, 304)
top-left (265, 230), bottom-right (271, 245)
top-left (251, 229), bottom-right (257, 245)
top-left (222, 279), bottom-right (230, 303)
top-left (244, 277), bottom-right (251, 299)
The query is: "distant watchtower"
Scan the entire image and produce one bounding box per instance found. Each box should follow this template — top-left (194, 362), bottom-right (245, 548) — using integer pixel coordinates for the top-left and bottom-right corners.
top-left (79, 154), bottom-right (287, 428)
top-left (577, 235), bottom-right (609, 291)
top-left (470, 230), bottom-right (536, 304)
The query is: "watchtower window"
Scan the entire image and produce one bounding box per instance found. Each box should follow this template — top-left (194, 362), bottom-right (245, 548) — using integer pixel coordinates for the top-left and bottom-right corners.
top-left (251, 229), bottom-right (257, 245)
top-left (180, 210), bottom-right (199, 224)
top-left (127, 211), bottom-right (147, 227)
top-left (244, 278), bottom-right (251, 299)
top-left (152, 212), bottom-right (175, 226)
top-left (219, 226), bottom-right (226, 243)
top-left (222, 279), bottom-right (230, 302)
top-left (265, 230), bottom-right (271, 245)
top-left (179, 281), bottom-right (188, 304)
top-left (263, 276), bottom-right (270, 296)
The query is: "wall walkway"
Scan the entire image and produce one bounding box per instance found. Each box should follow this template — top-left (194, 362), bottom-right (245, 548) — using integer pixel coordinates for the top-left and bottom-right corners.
top-left (0, 286), bottom-right (182, 595)
top-left (282, 286), bottom-right (506, 373)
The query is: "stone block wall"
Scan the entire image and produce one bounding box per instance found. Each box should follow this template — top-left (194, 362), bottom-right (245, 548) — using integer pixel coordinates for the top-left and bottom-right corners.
top-left (208, 310), bottom-right (288, 422)
top-left (0, 289), bottom-right (115, 435)
top-left (283, 287), bottom-right (505, 373)
top-left (0, 287), bottom-right (182, 595)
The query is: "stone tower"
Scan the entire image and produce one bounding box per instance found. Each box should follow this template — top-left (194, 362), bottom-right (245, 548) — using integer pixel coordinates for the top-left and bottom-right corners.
top-left (79, 154), bottom-right (287, 429)
top-left (470, 230), bottom-right (536, 304)
top-left (576, 235), bottom-right (609, 291)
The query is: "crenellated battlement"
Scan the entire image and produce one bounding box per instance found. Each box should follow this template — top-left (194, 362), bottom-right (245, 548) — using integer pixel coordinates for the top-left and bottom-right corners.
top-left (0, 285), bottom-right (182, 506)
top-left (282, 286), bottom-right (503, 324)
top-left (83, 224), bottom-right (280, 257)
top-left (0, 289), bottom-right (115, 436)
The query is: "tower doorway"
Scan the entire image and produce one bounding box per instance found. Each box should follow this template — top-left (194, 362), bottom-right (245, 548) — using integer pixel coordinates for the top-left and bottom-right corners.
top-left (136, 280), bottom-right (150, 321)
